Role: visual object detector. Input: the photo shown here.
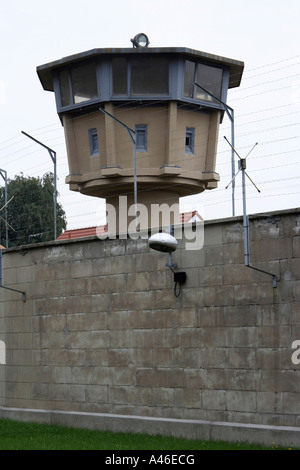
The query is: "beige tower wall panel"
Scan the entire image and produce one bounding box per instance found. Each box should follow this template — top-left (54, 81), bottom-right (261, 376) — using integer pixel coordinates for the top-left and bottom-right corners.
top-left (112, 106), bottom-right (168, 170)
top-left (62, 115), bottom-right (80, 176)
top-left (63, 103), bottom-right (220, 207)
top-left (63, 112), bottom-right (105, 175)
top-left (205, 111), bottom-right (221, 172)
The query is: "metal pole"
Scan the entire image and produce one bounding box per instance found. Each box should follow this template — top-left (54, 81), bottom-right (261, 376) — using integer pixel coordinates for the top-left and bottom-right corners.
top-left (21, 131), bottom-right (57, 239)
top-left (99, 107), bottom-right (138, 230)
top-left (230, 109), bottom-right (235, 216)
top-left (241, 163), bottom-right (249, 266)
top-left (194, 82), bottom-right (235, 216)
top-left (0, 169), bottom-right (8, 247)
top-left (224, 137), bottom-right (278, 287)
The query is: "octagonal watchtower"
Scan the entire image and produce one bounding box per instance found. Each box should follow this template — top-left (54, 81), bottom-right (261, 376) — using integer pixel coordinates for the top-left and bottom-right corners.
top-left (37, 36), bottom-right (244, 228)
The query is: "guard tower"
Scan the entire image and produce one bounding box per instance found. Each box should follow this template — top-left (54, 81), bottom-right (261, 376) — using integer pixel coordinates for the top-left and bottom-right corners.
top-left (37, 34), bottom-right (244, 229)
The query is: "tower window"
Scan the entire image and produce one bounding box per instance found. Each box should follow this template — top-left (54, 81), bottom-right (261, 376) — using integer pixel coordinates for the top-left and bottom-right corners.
top-left (185, 127), bottom-right (195, 154)
top-left (183, 60), bottom-right (223, 102)
top-left (112, 57), bottom-right (128, 95)
top-left (135, 125), bottom-right (148, 152)
top-left (59, 62), bottom-right (98, 108)
top-left (88, 128), bottom-right (99, 156)
top-left (131, 57), bottom-right (169, 96)
top-left (71, 62), bottom-right (98, 104)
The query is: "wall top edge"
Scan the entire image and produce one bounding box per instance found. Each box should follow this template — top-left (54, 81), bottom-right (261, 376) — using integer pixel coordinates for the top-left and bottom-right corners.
top-left (2, 207), bottom-right (299, 254)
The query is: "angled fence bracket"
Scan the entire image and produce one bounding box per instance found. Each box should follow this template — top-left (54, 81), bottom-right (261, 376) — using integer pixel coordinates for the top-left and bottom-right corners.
top-left (0, 249), bottom-right (26, 302)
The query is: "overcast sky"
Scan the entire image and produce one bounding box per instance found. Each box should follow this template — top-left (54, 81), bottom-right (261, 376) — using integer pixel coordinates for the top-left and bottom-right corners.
top-left (1, 0), bottom-right (300, 230)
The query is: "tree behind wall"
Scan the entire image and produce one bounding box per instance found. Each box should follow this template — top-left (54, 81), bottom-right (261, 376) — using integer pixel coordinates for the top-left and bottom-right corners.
top-left (0, 173), bottom-right (67, 247)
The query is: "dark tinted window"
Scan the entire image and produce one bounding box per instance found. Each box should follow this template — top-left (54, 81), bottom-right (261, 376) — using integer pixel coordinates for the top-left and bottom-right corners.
top-left (131, 57), bottom-right (169, 95)
top-left (71, 62), bottom-right (98, 104)
top-left (112, 57), bottom-right (128, 95)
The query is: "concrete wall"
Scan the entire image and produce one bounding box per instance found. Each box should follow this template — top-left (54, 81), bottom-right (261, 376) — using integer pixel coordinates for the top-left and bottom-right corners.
top-left (0, 209), bottom-right (300, 434)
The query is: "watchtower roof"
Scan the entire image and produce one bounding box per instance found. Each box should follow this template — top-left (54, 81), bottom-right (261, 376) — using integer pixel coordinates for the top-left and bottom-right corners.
top-left (37, 46), bottom-right (244, 92)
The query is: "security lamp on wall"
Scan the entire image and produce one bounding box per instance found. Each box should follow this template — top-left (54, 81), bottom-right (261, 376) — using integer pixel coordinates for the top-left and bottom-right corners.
top-left (148, 232), bottom-right (187, 297)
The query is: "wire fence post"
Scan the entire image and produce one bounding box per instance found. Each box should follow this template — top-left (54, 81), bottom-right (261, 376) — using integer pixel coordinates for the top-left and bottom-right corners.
top-left (21, 131), bottom-right (57, 239)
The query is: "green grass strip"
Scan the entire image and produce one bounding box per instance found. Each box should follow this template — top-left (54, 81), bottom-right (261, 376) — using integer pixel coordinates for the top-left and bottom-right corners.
top-left (0, 418), bottom-right (297, 450)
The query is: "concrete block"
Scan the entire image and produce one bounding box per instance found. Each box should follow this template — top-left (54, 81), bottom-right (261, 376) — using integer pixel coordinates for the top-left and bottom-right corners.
top-left (153, 348), bottom-right (173, 367)
top-left (109, 386), bottom-right (135, 405)
top-left (174, 388), bottom-right (202, 408)
top-left (181, 288), bottom-right (205, 308)
top-left (231, 369), bottom-right (261, 391)
top-left (223, 264), bottom-right (252, 285)
top-left (202, 389), bottom-right (226, 410)
top-left (178, 328), bottom-right (204, 348)
top-left (85, 349), bottom-right (107, 367)
top-left (127, 272), bottom-right (150, 292)
top-left (112, 367), bottom-right (135, 386)
top-left (86, 384), bottom-right (108, 403)
top-left (198, 265), bottom-right (223, 287)
top-left (107, 349), bottom-right (132, 367)
top-left (281, 258), bottom-right (300, 281)
top-left (136, 369), bottom-right (157, 387)
top-left (251, 216), bottom-right (282, 240)
top-left (150, 270), bottom-right (169, 290)
top-left (293, 236), bottom-right (300, 258)
top-left (131, 348), bottom-right (153, 367)
top-left (223, 242), bottom-right (243, 264)
top-left (283, 392), bottom-right (300, 414)
top-left (134, 386), bottom-right (152, 405)
top-left (173, 348), bottom-right (202, 368)
top-left (93, 257), bottom-right (111, 276)
top-left (110, 240), bottom-right (126, 257)
top-left (153, 329), bottom-right (177, 348)
top-left (204, 224), bottom-right (223, 246)
top-left (176, 308), bottom-right (199, 328)
top-left (155, 289), bottom-right (182, 309)
top-left (204, 285), bottom-right (234, 307)
top-left (232, 283), bottom-right (273, 306)
top-left (107, 310), bottom-right (129, 329)
top-left (222, 221), bottom-right (243, 244)
top-left (111, 292), bottom-right (134, 310)
top-left (201, 347), bottom-right (228, 368)
top-left (152, 387), bottom-right (174, 406)
top-left (141, 309), bottom-right (179, 329)
top-left (204, 244), bottom-right (224, 266)
top-left (182, 249), bottom-right (205, 268)
top-left (224, 305), bottom-right (256, 327)
top-left (110, 255), bottom-right (133, 274)
top-left (258, 237), bottom-right (292, 261)
top-left (134, 252), bottom-right (157, 273)
top-left (93, 366), bottom-right (114, 385)
top-left (90, 294), bottom-right (111, 312)
top-left (226, 390), bottom-right (256, 412)
top-left (228, 347), bottom-right (256, 368)
top-left (134, 291), bottom-right (154, 309)
top-left (98, 274), bottom-right (127, 293)
top-left (293, 280), bottom-right (300, 301)
top-left (157, 369), bottom-right (185, 388)
top-left (232, 326), bottom-right (258, 348)
top-left (110, 330), bottom-right (133, 348)
top-left (71, 366), bottom-right (94, 384)
top-left (134, 330), bottom-right (154, 348)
